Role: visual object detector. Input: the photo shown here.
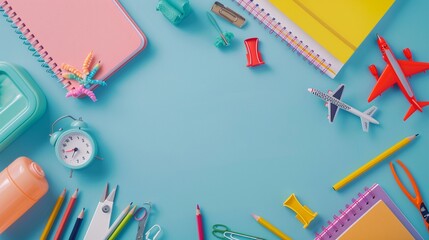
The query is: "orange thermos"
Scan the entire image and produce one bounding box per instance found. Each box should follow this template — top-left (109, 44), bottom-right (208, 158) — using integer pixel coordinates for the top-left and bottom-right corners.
top-left (0, 156), bottom-right (49, 233)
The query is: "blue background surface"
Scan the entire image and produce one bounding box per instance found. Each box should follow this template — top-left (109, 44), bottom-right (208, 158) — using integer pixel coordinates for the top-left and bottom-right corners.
top-left (1, 0), bottom-right (429, 239)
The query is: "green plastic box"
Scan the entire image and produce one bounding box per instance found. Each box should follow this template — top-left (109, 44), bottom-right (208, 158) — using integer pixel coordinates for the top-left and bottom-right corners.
top-left (0, 62), bottom-right (47, 152)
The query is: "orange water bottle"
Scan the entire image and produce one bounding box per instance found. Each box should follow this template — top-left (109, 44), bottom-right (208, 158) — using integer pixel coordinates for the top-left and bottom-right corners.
top-left (0, 156), bottom-right (49, 233)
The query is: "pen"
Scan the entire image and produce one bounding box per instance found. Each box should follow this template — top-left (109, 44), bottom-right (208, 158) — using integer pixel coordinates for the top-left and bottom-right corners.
top-left (108, 205), bottom-right (137, 240)
top-left (68, 208), bottom-right (85, 240)
top-left (54, 189), bottom-right (78, 240)
top-left (40, 188), bottom-right (66, 240)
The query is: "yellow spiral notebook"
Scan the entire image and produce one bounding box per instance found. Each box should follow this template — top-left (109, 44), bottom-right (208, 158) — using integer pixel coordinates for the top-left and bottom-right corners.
top-left (269, 0), bottom-right (395, 72)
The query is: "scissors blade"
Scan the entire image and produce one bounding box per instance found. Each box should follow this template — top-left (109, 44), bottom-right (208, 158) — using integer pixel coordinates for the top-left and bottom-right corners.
top-left (84, 185), bottom-right (116, 240)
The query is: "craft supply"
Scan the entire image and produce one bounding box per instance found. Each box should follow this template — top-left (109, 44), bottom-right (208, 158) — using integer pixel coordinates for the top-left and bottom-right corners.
top-left (308, 84), bottom-right (379, 132)
top-left (145, 225), bottom-right (162, 240)
top-left (62, 51), bottom-right (106, 101)
top-left (0, 62), bottom-right (46, 152)
top-left (40, 189), bottom-right (66, 240)
top-left (283, 194), bottom-right (317, 228)
top-left (108, 205), bottom-right (137, 240)
top-left (196, 204), bottom-right (204, 240)
top-left (0, 0), bottom-right (146, 97)
top-left (136, 202), bottom-right (153, 240)
top-left (333, 134), bottom-right (419, 191)
top-left (54, 188), bottom-right (79, 240)
top-left (315, 184), bottom-right (422, 240)
top-left (207, 12), bottom-right (234, 48)
top-left (104, 202), bottom-right (133, 239)
top-left (212, 224), bottom-right (266, 240)
top-left (156, 0), bottom-right (191, 25)
top-left (390, 160), bottom-right (429, 232)
top-left (50, 115), bottom-right (99, 177)
top-left (244, 38), bottom-right (265, 67)
top-left (0, 156), bottom-right (48, 233)
top-left (68, 208), bottom-right (85, 240)
top-left (367, 35), bottom-right (429, 121)
top-left (211, 1), bottom-right (246, 28)
top-left (84, 183), bottom-right (117, 239)
top-left (252, 214), bottom-right (291, 240)
top-left (230, 0), bottom-right (394, 78)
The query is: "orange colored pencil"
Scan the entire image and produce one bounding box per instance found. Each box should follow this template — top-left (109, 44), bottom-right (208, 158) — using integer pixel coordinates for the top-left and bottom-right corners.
top-left (54, 189), bottom-right (78, 240)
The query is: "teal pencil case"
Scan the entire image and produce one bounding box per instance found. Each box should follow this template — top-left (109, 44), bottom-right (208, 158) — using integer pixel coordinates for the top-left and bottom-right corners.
top-left (0, 62), bottom-right (47, 152)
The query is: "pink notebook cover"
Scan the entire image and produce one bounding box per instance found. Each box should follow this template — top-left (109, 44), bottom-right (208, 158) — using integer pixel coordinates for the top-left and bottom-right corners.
top-left (1, 0), bottom-right (146, 93)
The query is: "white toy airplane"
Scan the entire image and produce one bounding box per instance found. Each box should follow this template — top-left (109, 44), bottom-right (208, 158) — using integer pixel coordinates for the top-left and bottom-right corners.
top-left (308, 84), bottom-right (379, 132)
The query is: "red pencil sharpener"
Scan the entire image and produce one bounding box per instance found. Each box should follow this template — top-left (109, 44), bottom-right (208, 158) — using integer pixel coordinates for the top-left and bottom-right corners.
top-left (244, 38), bottom-right (265, 67)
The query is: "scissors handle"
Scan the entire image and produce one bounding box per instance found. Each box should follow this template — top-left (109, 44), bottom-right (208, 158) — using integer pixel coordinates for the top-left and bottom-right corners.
top-left (390, 160), bottom-right (422, 207)
top-left (390, 160), bottom-right (429, 233)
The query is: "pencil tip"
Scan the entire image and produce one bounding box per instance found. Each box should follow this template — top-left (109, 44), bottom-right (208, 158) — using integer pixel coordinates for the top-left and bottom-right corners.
top-left (251, 213), bottom-right (258, 220)
top-left (416, 133), bottom-right (419, 136)
top-left (197, 204), bottom-right (200, 210)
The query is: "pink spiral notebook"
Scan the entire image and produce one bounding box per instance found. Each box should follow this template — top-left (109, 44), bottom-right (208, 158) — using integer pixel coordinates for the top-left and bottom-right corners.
top-left (0, 0), bottom-right (146, 95)
top-left (315, 184), bottom-right (423, 240)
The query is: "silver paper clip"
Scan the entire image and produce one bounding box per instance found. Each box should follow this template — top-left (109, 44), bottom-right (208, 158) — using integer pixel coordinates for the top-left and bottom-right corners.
top-left (145, 224), bottom-right (161, 240)
top-left (211, 1), bottom-right (246, 28)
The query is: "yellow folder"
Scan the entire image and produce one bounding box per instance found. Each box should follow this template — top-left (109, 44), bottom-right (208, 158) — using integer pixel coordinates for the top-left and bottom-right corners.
top-left (269, 0), bottom-right (395, 63)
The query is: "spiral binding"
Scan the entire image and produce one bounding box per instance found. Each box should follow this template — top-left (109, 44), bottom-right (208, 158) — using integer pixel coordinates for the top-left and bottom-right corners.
top-left (0, 1), bottom-right (63, 80)
top-left (231, 0), bottom-right (332, 75)
top-left (315, 186), bottom-right (377, 240)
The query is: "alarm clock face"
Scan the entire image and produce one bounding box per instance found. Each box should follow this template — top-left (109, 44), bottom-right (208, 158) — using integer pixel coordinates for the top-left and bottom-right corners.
top-left (55, 130), bottom-right (96, 169)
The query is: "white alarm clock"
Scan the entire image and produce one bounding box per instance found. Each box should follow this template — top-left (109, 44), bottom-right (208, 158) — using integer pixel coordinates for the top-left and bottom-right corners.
top-left (50, 115), bottom-right (98, 169)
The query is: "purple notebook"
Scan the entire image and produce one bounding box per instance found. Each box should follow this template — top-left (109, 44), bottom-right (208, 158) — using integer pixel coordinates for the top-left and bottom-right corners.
top-left (315, 184), bottom-right (422, 240)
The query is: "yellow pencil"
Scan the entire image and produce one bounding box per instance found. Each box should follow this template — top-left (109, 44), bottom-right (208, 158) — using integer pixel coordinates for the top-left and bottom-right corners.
top-left (333, 134), bottom-right (419, 191)
top-left (252, 214), bottom-right (291, 240)
top-left (108, 205), bottom-right (136, 240)
top-left (40, 188), bottom-right (66, 240)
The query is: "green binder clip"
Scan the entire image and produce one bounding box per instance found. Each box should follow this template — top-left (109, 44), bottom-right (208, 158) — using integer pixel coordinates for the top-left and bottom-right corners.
top-left (156, 0), bottom-right (191, 25)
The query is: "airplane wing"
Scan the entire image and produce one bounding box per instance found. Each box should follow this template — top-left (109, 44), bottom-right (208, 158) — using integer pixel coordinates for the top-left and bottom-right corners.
top-left (368, 64), bottom-right (397, 102)
top-left (327, 84), bottom-right (344, 122)
top-left (398, 60), bottom-right (429, 77)
top-left (361, 106), bottom-right (378, 132)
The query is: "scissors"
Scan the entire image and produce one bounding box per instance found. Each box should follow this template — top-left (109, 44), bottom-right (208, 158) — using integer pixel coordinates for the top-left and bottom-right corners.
top-left (135, 202), bottom-right (153, 240)
top-left (390, 160), bottom-right (429, 232)
top-left (84, 183), bottom-right (117, 239)
top-left (212, 224), bottom-right (266, 240)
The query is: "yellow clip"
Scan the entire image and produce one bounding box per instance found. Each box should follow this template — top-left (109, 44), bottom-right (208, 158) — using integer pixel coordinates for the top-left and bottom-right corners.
top-left (283, 194), bottom-right (317, 228)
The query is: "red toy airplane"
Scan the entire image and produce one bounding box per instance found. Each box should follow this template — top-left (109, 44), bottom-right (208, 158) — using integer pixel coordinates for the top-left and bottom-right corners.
top-left (368, 34), bottom-right (429, 121)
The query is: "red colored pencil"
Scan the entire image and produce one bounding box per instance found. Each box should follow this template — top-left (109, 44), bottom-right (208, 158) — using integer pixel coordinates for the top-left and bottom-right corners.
top-left (196, 204), bottom-right (204, 240)
top-left (54, 189), bottom-right (79, 240)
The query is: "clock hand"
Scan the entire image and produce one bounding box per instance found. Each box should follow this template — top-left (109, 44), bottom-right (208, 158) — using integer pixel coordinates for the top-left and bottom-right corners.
top-left (72, 147), bottom-right (78, 158)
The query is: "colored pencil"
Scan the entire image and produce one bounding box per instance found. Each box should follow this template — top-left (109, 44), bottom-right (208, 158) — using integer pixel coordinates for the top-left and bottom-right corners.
top-left (103, 202), bottom-right (132, 239)
top-left (108, 205), bottom-right (136, 240)
top-left (196, 204), bottom-right (204, 240)
top-left (333, 134), bottom-right (418, 191)
top-left (68, 208), bottom-right (85, 240)
top-left (40, 189), bottom-right (66, 240)
top-left (54, 188), bottom-right (79, 240)
top-left (252, 214), bottom-right (291, 240)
